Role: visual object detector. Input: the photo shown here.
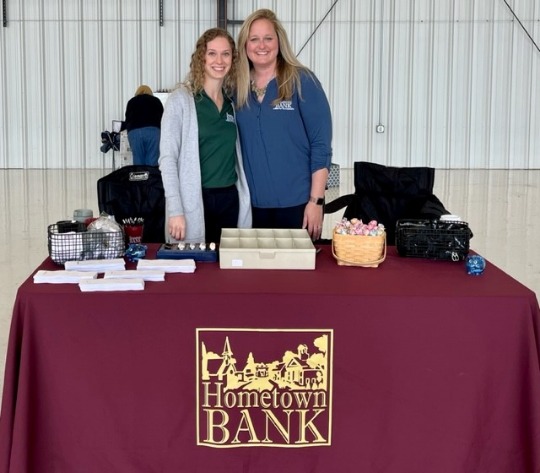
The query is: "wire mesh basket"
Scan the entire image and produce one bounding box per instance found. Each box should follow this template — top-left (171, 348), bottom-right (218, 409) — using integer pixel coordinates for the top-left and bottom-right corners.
top-left (395, 219), bottom-right (472, 261)
top-left (48, 223), bottom-right (125, 265)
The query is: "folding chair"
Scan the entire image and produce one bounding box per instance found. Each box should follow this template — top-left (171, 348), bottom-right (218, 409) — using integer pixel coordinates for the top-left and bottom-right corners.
top-left (97, 165), bottom-right (166, 243)
top-left (324, 162), bottom-right (449, 244)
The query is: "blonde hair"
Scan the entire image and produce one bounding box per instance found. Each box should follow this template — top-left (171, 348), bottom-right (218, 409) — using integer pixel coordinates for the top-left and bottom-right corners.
top-left (182, 28), bottom-right (237, 96)
top-left (135, 85), bottom-right (153, 96)
top-left (236, 9), bottom-right (310, 108)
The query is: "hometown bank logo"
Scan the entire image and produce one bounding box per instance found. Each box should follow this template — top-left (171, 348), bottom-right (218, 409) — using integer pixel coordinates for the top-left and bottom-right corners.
top-left (196, 328), bottom-right (333, 448)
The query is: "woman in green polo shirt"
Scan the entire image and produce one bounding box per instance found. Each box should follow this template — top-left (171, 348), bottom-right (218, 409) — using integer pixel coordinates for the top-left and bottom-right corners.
top-left (159, 28), bottom-right (252, 244)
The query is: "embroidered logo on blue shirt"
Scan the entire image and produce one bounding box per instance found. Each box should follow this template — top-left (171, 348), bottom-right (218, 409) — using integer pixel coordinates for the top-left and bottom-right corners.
top-left (225, 113), bottom-right (235, 123)
top-left (273, 101), bottom-right (295, 111)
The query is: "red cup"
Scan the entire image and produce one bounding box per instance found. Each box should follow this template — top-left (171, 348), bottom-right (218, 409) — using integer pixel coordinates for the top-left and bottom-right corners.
top-left (124, 224), bottom-right (144, 244)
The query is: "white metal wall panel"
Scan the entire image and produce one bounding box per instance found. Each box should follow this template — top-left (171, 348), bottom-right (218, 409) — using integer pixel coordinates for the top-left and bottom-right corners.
top-left (469, 19), bottom-right (492, 169)
top-left (0, 0), bottom-right (539, 169)
top-left (340, 1), bottom-right (375, 165)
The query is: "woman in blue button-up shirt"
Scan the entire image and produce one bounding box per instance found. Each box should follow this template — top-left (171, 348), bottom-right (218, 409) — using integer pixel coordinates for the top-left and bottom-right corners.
top-left (235, 9), bottom-right (333, 241)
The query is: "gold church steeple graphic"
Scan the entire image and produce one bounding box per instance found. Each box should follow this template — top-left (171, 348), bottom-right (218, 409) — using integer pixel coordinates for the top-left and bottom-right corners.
top-left (201, 335), bottom-right (328, 392)
top-left (197, 329), bottom-right (333, 448)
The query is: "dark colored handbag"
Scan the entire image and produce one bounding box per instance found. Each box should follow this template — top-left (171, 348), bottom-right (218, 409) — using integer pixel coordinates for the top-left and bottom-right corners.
top-left (97, 165), bottom-right (165, 243)
top-left (395, 219), bottom-right (473, 261)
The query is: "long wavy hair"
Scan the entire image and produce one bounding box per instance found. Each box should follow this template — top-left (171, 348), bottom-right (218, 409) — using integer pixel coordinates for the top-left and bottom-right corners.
top-left (236, 9), bottom-right (310, 108)
top-left (182, 28), bottom-right (237, 96)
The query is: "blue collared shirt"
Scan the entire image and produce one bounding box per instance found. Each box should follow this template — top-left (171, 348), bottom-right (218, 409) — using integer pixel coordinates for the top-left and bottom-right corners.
top-left (236, 71), bottom-right (332, 208)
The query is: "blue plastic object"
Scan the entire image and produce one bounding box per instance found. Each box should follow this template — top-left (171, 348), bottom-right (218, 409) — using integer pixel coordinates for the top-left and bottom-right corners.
top-left (156, 243), bottom-right (218, 262)
top-left (465, 254), bottom-right (486, 275)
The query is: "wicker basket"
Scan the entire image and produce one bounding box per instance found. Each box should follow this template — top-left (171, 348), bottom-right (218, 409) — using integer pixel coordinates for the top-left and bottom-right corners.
top-left (331, 231), bottom-right (387, 267)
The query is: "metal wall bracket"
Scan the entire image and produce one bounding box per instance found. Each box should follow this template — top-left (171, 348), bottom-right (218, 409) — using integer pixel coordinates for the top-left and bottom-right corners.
top-left (217, 0), bottom-right (227, 29)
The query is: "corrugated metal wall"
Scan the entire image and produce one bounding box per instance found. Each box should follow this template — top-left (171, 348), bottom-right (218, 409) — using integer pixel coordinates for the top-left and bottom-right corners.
top-left (0, 0), bottom-right (539, 169)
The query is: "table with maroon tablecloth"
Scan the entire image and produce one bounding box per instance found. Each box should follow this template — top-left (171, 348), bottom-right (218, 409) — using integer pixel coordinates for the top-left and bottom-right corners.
top-left (1, 245), bottom-right (540, 473)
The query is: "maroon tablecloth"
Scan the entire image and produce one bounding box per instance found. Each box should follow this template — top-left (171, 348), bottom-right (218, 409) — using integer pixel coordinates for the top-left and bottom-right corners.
top-left (1, 246), bottom-right (539, 473)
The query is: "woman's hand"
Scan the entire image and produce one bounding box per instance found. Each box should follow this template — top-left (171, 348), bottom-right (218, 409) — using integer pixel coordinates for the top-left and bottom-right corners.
top-left (304, 168), bottom-right (328, 240)
top-left (168, 215), bottom-right (186, 241)
top-left (303, 202), bottom-right (324, 240)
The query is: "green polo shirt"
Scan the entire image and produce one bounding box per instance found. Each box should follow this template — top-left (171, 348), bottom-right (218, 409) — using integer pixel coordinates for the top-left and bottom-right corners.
top-left (195, 91), bottom-right (238, 188)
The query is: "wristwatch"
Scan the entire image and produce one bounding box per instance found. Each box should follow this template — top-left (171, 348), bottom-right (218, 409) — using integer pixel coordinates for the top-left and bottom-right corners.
top-left (308, 196), bottom-right (325, 206)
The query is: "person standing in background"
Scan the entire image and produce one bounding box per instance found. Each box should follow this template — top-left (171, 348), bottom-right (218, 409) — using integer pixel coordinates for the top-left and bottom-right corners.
top-left (235, 9), bottom-right (332, 241)
top-left (124, 85), bottom-right (164, 166)
top-left (159, 28), bottom-right (251, 244)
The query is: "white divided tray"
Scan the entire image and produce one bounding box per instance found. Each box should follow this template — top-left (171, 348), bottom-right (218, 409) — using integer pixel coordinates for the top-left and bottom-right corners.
top-left (219, 228), bottom-right (316, 270)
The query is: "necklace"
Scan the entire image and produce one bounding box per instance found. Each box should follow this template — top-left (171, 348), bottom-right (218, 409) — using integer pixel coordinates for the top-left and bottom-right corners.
top-left (250, 80), bottom-right (267, 98)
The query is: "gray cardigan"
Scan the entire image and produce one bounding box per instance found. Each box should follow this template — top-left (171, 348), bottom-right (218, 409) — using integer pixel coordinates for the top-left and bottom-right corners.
top-left (159, 86), bottom-right (252, 243)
